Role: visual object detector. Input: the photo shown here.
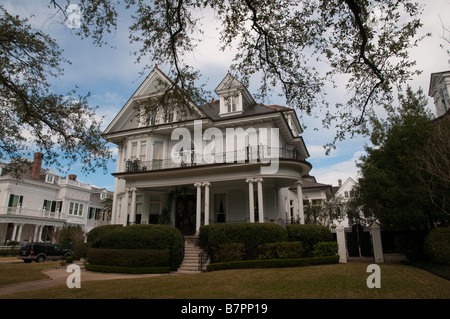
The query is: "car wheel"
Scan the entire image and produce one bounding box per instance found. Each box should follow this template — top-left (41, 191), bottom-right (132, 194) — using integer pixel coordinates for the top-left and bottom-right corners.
top-left (36, 255), bottom-right (45, 263)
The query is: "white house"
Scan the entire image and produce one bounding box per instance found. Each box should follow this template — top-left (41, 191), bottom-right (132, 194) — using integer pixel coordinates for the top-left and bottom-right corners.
top-left (103, 67), bottom-right (313, 235)
top-left (0, 153), bottom-right (112, 244)
top-left (428, 70), bottom-right (450, 118)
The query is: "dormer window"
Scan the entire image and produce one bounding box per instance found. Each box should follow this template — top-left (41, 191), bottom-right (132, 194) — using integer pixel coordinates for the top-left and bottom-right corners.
top-left (45, 175), bottom-right (55, 184)
top-left (227, 95), bottom-right (238, 113)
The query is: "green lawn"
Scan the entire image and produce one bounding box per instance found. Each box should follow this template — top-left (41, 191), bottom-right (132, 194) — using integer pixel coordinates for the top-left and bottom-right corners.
top-left (0, 260), bottom-right (60, 286)
top-left (1, 262), bottom-right (449, 299)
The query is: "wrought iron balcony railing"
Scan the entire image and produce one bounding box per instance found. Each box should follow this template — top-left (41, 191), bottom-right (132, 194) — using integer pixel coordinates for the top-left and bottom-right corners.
top-left (124, 146), bottom-right (302, 173)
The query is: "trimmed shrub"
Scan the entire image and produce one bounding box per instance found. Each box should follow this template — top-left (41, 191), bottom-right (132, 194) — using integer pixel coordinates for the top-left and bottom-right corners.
top-left (286, 224), bottom-right (332, 256)
top-left (312, 242), bottom-right (338, 257)
top-left (425, 227), bottom-right (450, 265)
top-left (87, 248), bottom-right (170, 268)
top-left (394, 231), bottom-right (428, 262)
top-left (199, 223), bottom-right (288, 260)
top-left (207, 255), bottom-right (339, 272)
top-left (85, 264), bottom-right (170, 274)
top-left (214, 243), bottom-right (246, 263)
top-left (87, 224), bottom-right (123, 243)
top-left (257, 242), bottom-right (303, 260)
top-left (72, 241), bottom-right (89, 260)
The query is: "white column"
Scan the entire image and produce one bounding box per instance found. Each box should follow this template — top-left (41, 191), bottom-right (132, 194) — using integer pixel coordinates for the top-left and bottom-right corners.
top-left (370, 223), bottom-right (384, 263)
top-left (296, 181), bottom-right (305, 224)
top-left (195, 182), bottom-right (202, 234)
top-left (121, 190), bottom-right (129, 226)
top-left (37, 225), bottom-right (44, 242)
top-left (129, 188), bottom-right (137, 225)
top-left (256, 178), bottom-right (264, 223)
top-left (336, 223), bottom-right (347, 263)
top-left (16, 224), bottom-right (24, 242)
top-left (11, 224), bottom-right (18, 242)
top-left (33, 225), bottom-right (39, 242)
top-left (246, 178), bottom-right (255, 223)
top-left (204, 182), bottom-right (210, 226)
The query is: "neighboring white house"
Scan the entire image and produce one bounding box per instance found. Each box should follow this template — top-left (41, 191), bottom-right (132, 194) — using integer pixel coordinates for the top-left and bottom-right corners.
top-left (428, 70), bottom-right (450, 118)
top-left (103, 67), bottom-right (313, 235)
top-left (0, 153), bottom-right (112, 244)
top-left (333, 177), bottom-right (358, 227)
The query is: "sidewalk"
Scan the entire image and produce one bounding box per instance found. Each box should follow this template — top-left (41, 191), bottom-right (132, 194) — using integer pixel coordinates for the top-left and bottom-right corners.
top-left (0, 262), bottom-right (167, 297)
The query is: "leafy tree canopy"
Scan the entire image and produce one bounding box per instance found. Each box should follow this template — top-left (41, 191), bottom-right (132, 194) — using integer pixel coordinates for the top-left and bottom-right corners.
top-left (357, 86), bottom-right (449, 230)
top-left (0, 0), bottom-right (428, 174)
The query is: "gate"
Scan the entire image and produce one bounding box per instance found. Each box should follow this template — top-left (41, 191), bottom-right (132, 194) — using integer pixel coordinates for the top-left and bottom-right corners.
top-left (345, 224), bottom-right (373, 258)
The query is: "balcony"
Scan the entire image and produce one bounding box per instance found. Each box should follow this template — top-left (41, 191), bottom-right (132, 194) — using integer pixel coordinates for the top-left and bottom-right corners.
top-left (123, 146), bottom-right (303, 173)
top-left (0, 206), bottom-right (65, 220)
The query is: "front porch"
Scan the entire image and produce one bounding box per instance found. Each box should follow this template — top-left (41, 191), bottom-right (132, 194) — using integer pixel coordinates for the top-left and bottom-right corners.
top-left (112, 162), bottom-right (307, 235)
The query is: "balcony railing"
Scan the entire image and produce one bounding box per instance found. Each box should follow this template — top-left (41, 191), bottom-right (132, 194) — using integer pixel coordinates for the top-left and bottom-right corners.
top-left (0, 206), bottom-right (65, 220)
top-left (124, 146), bottom-right (302, 173)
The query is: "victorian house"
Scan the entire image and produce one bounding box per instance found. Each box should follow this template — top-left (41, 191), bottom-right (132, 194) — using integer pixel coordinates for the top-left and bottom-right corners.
top-left (0, 153), bottom-right (112, 244)
top-left (103, 67), bottom-right (312, 235)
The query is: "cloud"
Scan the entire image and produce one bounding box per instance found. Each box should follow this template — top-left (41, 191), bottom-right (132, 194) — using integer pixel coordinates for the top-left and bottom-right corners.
top-left (308, 150), bottom-right (366, 186)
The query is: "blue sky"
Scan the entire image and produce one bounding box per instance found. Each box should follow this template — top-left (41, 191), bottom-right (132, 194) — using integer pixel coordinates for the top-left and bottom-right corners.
top-left (3, 0), bottom-right (450, 191)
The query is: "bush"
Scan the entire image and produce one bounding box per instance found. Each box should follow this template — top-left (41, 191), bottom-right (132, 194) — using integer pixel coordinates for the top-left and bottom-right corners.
top-left (85, 264), bottom-right (170, 274)
top-left (199, 223), bottom-right (288, 260)
top-left (214, 243), bottom-right (246, 263)
top-left (257, 242), bottom-right (303, 260)
top-left (87, 224), bottom-right (123, 243)
top-left (312, 242), bottom-right (338, 257)
top-left (87, 248), bottom-right (170, 268)
top-left (207, 255), bottom-right (339, 272)
top-left (72, 242), bottom-right (89, 260)
top-left (394, 231), bottom-right (428, 262)
top-left (286, 224), bottom-right (332, 256)
top-left (425, 227), bottom-right (450, 265)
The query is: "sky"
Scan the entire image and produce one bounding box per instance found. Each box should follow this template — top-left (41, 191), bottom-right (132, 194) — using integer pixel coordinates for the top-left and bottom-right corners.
top-left (2, 0), bottom-right (450, 191)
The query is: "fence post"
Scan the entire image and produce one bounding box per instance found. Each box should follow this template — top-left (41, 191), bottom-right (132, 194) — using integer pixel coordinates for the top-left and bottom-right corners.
top-left (370, 223), bottom-right (384, 263)
top-left (336, 224), bottom-right (347, 263)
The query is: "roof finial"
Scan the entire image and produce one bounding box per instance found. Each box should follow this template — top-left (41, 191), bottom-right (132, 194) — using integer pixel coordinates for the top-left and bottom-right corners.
top-left (155, 63), bottom-right (158, 68)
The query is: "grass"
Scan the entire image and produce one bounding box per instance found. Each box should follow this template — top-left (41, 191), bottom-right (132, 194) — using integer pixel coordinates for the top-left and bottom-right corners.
top-left (0, 260), bottom-right (60, 286)
top-left (1, 262), bottom-right (449, 299)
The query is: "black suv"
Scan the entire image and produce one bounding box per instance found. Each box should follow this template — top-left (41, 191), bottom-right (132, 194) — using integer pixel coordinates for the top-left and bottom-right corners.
top-left (18, 243), bottom-right (72, 263)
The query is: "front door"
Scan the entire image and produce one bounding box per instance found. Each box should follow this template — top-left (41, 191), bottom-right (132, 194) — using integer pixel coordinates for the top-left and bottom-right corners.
top-left (175, 193), bottom-right (196, 235)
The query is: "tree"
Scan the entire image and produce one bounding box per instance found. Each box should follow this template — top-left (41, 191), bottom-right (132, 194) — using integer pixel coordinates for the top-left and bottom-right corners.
top-left (48, 0), bottom-right (426, 151)
top-left (0, 5), bottom-right (112, 175)
top-left (357, 86), bottom-right (449, 230)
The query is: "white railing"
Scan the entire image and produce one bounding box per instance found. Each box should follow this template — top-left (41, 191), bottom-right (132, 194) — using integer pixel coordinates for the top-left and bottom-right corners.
top-left (0, 206), bottom-right (65, 220)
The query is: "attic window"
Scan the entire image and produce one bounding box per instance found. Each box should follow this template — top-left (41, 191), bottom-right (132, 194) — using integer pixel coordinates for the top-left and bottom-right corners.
top-left (45, 174), bottom-right (55, 184)
top-left (227, 96), bottom-right (238, 113)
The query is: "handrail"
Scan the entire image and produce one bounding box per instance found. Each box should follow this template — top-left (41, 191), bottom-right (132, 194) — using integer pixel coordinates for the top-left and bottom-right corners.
top-left (123, 146), bottom-right (302, 173)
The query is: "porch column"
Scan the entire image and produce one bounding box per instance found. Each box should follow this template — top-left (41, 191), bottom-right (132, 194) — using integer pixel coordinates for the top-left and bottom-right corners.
top-left (33, 225), bottom-right (39, 242)
top-left (10, 224), bottom-right (18, 242)
top-left (129, 188), bottom-right (137, 225)
top-left (195, 183), bottom-right (202, 234)
top-left (296, 180), bottom-right (305, 224)
top-left (37, 225), bottom-right (44, 242)
top-left (246, 178), bottom-right (255, 223)
top-left (16, 224), bottom-right (24, 242)
top-left (204, 182), bottom-right (210, 226)
top-left (121, 189), bottom-right (130, 226)
top-left (256, 178), bottom-right (264, 223)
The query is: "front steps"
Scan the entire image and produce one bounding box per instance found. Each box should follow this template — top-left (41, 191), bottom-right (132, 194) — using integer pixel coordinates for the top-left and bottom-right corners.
top-left (174, 236), bottom-right (208, 274)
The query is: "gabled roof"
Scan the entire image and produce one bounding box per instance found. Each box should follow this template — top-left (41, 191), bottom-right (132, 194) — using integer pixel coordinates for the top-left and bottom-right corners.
top-left (214, 73), bottom-right (255, 106)
top-left (103, 66), bottom-right (206, 135)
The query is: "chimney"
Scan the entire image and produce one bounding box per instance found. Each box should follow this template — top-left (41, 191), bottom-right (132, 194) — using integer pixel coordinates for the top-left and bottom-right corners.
top-left (31, 152), bottom-right (44, 180)
top-left (68, 174), bottom-right (77, 181)
top-left (338, 179), bottom-right (342, 188)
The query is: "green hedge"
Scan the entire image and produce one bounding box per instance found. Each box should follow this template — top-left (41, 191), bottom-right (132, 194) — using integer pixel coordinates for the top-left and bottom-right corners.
top-left (207, 255), bottom-right (339, 272)
top-left (285, 224), bottom-right (333, 256)
top-left (86, 224), bottom-right (123, 243)
top-left (0, 249), bottom-right (19, 257)
top-left (425, 227), bottom-right (450, 265)
top-left (199, 223), bottom-right (288, 260)
top-left (85, 263), bottom-right (170, 274)
top-left (87, 248), bottom-right (170, 268)
top-left (88, 224), bottom-right (184, 270)
top-left (312, 242), bottom-right (338, 257)
top-left (214, 243), bottom-right (246, 263)
top-left (257, 242), bottom-right (303, 260)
